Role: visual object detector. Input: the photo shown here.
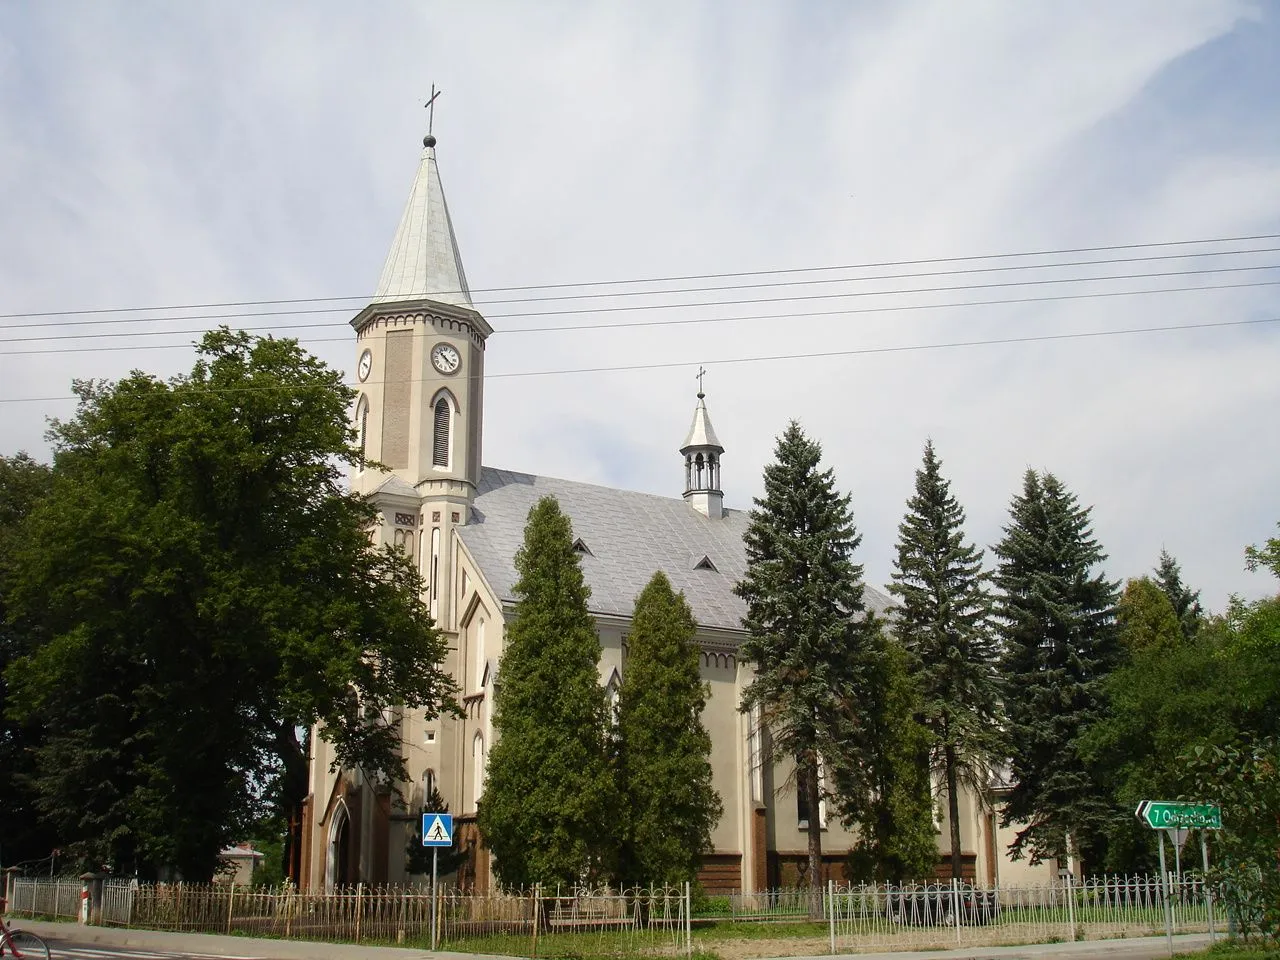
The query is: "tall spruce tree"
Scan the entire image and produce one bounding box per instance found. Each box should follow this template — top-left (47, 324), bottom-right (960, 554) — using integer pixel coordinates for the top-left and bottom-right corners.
top-left (478, 495), bottom-right (619, 887)
top-left (617, 571), bottom-right (722, 886)
top-left (736, 422), bottom-right (880, 915)
top-left (993, 470), bottom-right (1119, 867)
top-left (1153, 550), bottom-right (1204, 640)
top-left (889, 439), bottom-right (1001, 879)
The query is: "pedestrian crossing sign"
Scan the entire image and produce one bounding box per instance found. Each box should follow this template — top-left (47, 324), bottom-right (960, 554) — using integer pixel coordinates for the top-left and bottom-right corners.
top-left (422, 812), bottom-right (453, 847)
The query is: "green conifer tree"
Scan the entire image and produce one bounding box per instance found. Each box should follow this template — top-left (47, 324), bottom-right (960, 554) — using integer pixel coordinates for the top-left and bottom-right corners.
top-left (1153, 549), bottom-right (1204, 640)
top-left (735, 422), bottom-right (880, 914)
top-left (406, 785), bottom-right (467, 877)
top-left (889, 439), bottom-right (1001, 879)
top-left (617, 571), bottom-right (722, 886)
top-left (838, 635), bottom-right (939, 883)
top-left (993, 470), bottom-right (1119, 868)
top-left (478, 496), bottom-right (619, 888)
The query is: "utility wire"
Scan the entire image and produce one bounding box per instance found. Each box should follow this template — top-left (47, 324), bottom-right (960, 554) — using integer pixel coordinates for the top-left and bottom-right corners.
top-left (4, 244), bottom-right (1279, 333)
top-left (2, 264), bottom-right (1277, 348)
top-left (2, 315), bottom-right (1275, 404)
top-left (1, 277), bottom-right (1276, 356)
top-left (2, 231), bottom-right (1278, 322)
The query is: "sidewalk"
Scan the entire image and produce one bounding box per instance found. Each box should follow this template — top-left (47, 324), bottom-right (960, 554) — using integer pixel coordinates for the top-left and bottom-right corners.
top-left (15, 919), bottom-right (1215, 960)
top-left (14, 918), bottom-right (517, 960)
top-left (778, 933), bottom-right (1214, 960)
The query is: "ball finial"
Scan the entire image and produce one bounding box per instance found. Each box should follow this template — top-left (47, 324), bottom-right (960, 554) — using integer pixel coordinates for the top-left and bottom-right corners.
top-left (423, 133), bottom-right (437, 148)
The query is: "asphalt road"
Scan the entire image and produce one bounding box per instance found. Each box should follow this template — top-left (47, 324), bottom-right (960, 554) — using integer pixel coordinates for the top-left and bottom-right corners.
top-left (33, 939), bottom-right (264, 960)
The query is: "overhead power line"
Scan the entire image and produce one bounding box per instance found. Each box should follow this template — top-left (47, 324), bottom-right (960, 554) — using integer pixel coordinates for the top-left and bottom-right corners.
top-left (2, 231), bottom-right (1278, 322)
top-left (1, 277), bottom-right (1276, 356)
top-left (3, 244), bottom-right (1280, 335)
top-left (1, 265), bottom-right (1277, 350)
top-left (1, 315), bottom-right (1275, 405)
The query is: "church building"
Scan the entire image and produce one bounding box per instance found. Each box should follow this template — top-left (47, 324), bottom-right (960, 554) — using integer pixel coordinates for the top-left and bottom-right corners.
top-left (300, 127), bottom-right (1052, 893)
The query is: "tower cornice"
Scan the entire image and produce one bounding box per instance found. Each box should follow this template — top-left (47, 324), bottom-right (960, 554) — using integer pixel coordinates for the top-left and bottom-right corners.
top-left (351, 297), bottom-right (493, 342)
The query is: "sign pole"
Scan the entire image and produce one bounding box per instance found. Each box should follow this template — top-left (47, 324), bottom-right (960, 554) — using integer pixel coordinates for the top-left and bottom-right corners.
top-left (1201, 832), bottom-right (1215, 944)
top-left (431, 847), bottom-right (439, 951)
top-left (1158, 831), bottom-right (1173, 957)
top-left (421, 811), bottom-right (454, 949)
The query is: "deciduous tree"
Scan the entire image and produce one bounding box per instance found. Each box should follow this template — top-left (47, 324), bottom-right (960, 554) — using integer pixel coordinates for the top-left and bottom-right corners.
top-left (0, 453), bottom-right (57, 867)
top-left (4, 330), bottom-right (456, 879)
top-left (1116, 577), bottom-right (1183, 653)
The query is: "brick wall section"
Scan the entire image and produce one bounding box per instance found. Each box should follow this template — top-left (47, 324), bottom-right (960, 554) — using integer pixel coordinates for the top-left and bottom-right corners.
top-left (380, 329), bottom-right (412, 469)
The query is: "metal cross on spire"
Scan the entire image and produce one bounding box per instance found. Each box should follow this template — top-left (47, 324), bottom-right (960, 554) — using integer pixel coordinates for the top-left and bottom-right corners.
top-left (695, 365), bottom-right (707, 397)
top-left (424, 84), bottom-right (442, 137)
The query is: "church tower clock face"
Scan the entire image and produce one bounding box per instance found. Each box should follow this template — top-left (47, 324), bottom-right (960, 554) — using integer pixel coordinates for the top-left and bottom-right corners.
top-left (357, 349), bottom-right (373, 382)
top-left (431, 342), bottom-right (461, 374)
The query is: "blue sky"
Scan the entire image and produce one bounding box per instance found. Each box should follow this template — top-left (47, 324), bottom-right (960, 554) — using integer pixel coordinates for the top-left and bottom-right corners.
top-left (1, 1), bottom-right (1278, 609)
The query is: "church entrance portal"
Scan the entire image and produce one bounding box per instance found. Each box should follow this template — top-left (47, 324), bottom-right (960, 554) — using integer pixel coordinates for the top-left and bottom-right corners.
top-left (326, 802), bottom-right (351, 889)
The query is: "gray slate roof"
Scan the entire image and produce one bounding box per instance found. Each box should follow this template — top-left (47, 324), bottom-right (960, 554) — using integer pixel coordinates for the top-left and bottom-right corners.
top-left (458, 467), bottom-right (891, 632)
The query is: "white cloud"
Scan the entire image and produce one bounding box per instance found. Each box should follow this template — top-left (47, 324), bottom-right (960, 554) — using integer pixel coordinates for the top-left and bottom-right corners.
top-left (1, 0), bottom-right (1277, 609)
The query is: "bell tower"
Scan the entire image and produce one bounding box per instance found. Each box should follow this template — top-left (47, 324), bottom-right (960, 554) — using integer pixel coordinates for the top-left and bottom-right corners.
top-left (349, 126), bottom-right (491, 624)
top-left (681, 376), bottom-right (725, 519)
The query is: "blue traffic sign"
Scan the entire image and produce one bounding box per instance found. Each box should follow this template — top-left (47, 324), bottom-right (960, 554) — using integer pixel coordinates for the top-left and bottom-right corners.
top-left (422, 812), bottom-right (453, 847)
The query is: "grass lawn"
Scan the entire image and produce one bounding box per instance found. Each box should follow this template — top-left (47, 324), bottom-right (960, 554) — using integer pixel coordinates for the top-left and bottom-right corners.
top-left (1175, 943), bottom-right (1280, 960)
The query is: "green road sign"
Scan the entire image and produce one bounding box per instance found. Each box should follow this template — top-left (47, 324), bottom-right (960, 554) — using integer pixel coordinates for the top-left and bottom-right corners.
top-left (1135, 800), bottom-right (1222, 830)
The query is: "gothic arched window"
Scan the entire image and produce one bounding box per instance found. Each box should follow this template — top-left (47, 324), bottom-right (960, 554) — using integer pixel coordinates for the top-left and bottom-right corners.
top-left (432, 397), bottom-right (450, 468)
top-left (355, 396), bottom-right (369, 468)
top-left (472, 732), bottom-right (486, 809)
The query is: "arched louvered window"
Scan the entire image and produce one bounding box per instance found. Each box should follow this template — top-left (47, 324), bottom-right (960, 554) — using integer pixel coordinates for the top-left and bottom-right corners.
top-left (432, 397), bottom-right (450, 467)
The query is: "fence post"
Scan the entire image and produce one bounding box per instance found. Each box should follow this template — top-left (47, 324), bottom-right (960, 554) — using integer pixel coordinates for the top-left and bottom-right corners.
top-left (684, 881), bottom-right (692, 958)
top-left (1200, 832), bottom-right (1215, 945)
top-left (226, 881), bottom-right (235, 933)
top-left (1065, 870), bottom-right (1076, 941)
top-left (79, 872), bottom-right (106, 925)
top-left (354, 882), bottom-right (364, 942)
top-left (951, 877), bottom-right (961, 944)
top-left (532, 884), bottom-right (540, 957)
top-left (1158, 831), bottom-right (1174, 958)
top-left (3, 869), bottom-right (19, 913)
top-left (827, 879), bottom-right (835, 955)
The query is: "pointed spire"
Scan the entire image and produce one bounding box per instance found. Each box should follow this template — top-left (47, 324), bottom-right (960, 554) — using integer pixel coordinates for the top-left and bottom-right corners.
top-left (373, 133), bottom-right (472, 308)
top-left (681, 393), bottom-right (724, 452)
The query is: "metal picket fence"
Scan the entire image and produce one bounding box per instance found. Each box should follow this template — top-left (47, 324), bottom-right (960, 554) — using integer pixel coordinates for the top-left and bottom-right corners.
top-left (828, 874), bottom-right (1216, 952)
top-left (5, 873), bottom-right (1217, 956)
top-left (7, 877), bottom-right (83, 920)
top-left (103, 881), bottom-right (691, 955)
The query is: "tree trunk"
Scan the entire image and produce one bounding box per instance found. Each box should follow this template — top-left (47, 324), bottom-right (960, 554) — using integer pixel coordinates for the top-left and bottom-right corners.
top-left (277, 723), bottom-right (310, 885)
top-left (945, 743), bottom-right (963, 881)
top-left (806, 755), bottom-right (823, 920)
